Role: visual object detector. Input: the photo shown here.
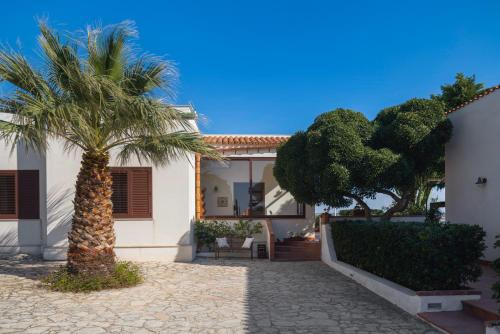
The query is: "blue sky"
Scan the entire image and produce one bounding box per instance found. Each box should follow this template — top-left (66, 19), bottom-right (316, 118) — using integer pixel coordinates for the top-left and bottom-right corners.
top-left (1, 0), bottom-right (496, 209)
top-left (1, 0), bottom-right (500, 135)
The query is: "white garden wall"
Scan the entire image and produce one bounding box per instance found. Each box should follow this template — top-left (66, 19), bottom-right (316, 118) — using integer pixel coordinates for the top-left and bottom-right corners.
top-left (329, 215), bottom-right (426, 223)
top-left (320, 223), bottom-right (480, 315)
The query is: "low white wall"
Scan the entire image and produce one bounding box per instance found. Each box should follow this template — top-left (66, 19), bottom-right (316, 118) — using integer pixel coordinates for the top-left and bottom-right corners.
top-left (0, 220), bottom-right (42, 255)
top-left (330, 215), bottom-right (426, 223)
top-left (320, 223), bottom-right (480, 314)
top-left (115, 245), bottom-right (194, 262)
top-left (272, 209), bottom-right (316, 240)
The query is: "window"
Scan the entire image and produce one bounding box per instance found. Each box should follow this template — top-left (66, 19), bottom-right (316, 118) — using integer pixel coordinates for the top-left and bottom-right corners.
top-left (200, 158), bottom-right (305, 218)
top-left (0, 170), bottom-right (39, 220)
top-left (0, 172), bottom-right (16, 219)
top-left (233, 182), bottom-right (265, 216)
top-left (110, 167), bottom-right (152, 219)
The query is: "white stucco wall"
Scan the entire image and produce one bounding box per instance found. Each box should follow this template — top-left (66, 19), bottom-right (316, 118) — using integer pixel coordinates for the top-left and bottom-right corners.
top-left (270, 211), bottom-right (315, 240)
top-left (0, 108), bottom-right (197, 261)
top-left (446, 90), bottom-right (500, 261)
top-left (0, 112), bottom-right (45, 255)
top-left (43, 139), bottom-right (197, 261)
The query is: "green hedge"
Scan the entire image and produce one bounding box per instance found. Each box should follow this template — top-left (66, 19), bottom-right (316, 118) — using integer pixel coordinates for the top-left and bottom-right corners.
top-left (332, 220), bottom-right (485, 291)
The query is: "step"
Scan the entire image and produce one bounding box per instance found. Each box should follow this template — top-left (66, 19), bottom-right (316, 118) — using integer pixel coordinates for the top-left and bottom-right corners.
top-left (273, 258), bottom-right (320, 262)
top-left (274, 249), bottom-right (321, 258)
top-left (463, 300), bottom-right (500, 322)
top-left (276, 240), bottom-right (320, 246)
top-left (418, 311), bottom-right (484, 334)
top-left (274, 250), bottom-right (320, 256)
top-left (274, 245), bottom-right (320, 252)
top-left (274, 252), bottom-right (320, 261)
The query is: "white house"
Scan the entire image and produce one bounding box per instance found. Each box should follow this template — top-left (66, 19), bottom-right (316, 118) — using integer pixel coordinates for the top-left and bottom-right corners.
top-left (446, 86), bottom-right (500, 261)
top-left (0, 106), bottom-right (315, 261)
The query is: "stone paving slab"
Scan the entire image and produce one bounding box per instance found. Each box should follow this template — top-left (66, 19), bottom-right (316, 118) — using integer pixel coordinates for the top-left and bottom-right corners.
top-left (0, 255), bottom-right (439, 333)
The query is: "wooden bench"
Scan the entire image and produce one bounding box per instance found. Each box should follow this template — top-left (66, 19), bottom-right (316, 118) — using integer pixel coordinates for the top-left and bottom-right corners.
top-left (215, 237), bottom-right (253, 259)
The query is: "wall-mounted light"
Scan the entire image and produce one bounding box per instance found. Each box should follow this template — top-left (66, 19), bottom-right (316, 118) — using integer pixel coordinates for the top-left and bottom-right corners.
top-left (475, 177), bottom-right (487, 185)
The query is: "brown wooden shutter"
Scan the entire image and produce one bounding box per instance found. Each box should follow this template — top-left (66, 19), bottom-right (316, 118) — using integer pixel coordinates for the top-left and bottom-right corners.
top-left (18, 170), bottom-right (39, 219)
top-left (110, 167), bottom-right (152, 219)
top-left (111, 171), bottom-right (128, 215)
top-left (130, 168), bottom-right (152, 218)
top-left (0, 171), bottom-right (17, 219)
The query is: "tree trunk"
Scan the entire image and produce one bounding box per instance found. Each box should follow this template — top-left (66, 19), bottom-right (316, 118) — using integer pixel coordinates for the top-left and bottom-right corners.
top-left (381, 192), bottom-right (414, 221)
top-left (350, 194), bottom-right (372, 220)
top-left (67, 151), bottom-right (116, 275)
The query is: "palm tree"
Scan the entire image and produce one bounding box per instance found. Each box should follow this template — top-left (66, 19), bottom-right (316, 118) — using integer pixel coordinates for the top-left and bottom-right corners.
top-left (0, 21), bottom-right (219, 275)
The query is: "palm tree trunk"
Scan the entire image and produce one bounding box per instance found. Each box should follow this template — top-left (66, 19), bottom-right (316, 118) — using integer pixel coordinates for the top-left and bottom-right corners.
top-left (67, 151), bottom-right (116, 275)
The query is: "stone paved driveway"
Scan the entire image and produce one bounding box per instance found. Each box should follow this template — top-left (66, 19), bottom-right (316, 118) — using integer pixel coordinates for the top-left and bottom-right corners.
top-left (0, 256), bottom-right (439, 334)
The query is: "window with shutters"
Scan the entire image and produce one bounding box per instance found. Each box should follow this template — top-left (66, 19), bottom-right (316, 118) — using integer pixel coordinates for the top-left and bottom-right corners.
top-left (0, 171), bottom-right (16, 219)
top-left (0, 170), bottom-right (39, 220)
top-left (110, 167), bottom-right (152, 219)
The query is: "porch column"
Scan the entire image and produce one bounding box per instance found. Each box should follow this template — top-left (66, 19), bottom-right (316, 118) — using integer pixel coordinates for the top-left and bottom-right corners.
top-left (195, 154), bottom-right (202, 220)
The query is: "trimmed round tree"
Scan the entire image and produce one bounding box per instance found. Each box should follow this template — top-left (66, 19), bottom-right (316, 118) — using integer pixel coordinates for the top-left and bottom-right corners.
top-left (372, 98), bottom-right (452, 219)
top-left (0, 21), bottom-right (219, 275)
top-left (274, 108), bottom-right (390, 217)
top-left (275, 101), bottom-right (452, 220)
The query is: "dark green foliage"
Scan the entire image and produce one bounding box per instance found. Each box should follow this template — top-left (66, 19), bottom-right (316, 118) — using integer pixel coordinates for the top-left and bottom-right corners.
top-left (491, 236), bottom-right (500, 303)
top-left (338, 208), bottom-right (385, 216)
top-left (275, 109), bottom-right (384, 210)
top-left (434, 73), bottom-right (484, 110)
top-left (43, 261), bottom-right (143, 292)
top-left (275, 104), bottom-right (452, 219)
top-left (332, 220), bottom-right (485, 291)
top-left (373, 98), bottom-right (451, 176)
top-left (273, 132), bottom-right (318, 205)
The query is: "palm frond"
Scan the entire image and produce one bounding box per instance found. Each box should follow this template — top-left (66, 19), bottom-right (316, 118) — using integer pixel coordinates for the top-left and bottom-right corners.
top-left (0, 20), bottom-right (220, 163)
top-left (38, 22), bottom-right (83, 96)
top-left (123, 55), bottom-right (177, 96)
top-left (0, 118), bottom-right (47, 152)
top-left (88, 23), bottom-right (131, 81)
top-left (0, 49), bottom-right (51, 98)
top-left (117, 131), bottom-right (221, 166)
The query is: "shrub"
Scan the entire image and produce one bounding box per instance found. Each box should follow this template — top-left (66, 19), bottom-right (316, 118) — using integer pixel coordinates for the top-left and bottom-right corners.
top-left (42, 261), bottom-right (143, 292)
top-left (194, 220), bottom-right (233, 250)
top-left (492, 235), bottom-right (500, 303)
top-left (194, 220), bottom-right (263, 250)
top-left (233, 220), bottom-right (263, 238)
top-left (332, 220), bottom-right (485, 291)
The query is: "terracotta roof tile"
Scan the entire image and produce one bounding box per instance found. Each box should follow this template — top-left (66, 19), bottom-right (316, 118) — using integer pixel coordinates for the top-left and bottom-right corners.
top-left (446, 85), bottom-right (500, 115)
top-left (203, 135), bottom-right (289, 151)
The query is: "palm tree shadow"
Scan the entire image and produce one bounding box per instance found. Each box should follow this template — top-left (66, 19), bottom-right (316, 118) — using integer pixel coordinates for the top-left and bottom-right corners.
top-left (0, 254), bottom-right (61, 281)
top-left (45, 186), bottom-right (74, 248)
top-left (0, 187), bottom-right (73, 281)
